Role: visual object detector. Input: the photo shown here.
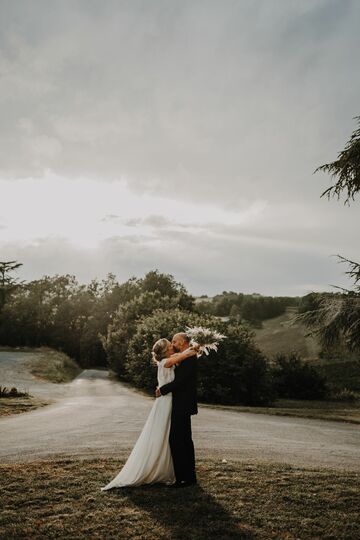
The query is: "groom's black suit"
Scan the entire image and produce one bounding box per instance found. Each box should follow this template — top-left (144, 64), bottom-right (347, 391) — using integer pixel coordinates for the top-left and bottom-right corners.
top-left (159, 355), bottom-right (198, 483)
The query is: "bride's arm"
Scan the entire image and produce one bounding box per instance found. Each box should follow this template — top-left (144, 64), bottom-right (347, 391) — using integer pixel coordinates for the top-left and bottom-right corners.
top-left (163, 347), bottom-right (198, 368)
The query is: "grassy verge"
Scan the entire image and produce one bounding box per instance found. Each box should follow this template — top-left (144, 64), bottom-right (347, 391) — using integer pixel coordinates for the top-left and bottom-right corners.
top-left (200, 398), bottom-right (360, 424)
top-left (29, 347), bottom-right (82, 383)
top-left (0, 457), bottom-right (359, 539)
top-left (0, 396), bottom-right (51, 417)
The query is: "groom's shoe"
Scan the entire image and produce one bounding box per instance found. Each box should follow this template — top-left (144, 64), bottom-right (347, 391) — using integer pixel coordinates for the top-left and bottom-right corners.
top-left (167, 481), bottom-right (185, 488)
top-left (182, 479), bottom-right (197, 487)
top-left (168, 479), bottom-right (197, 488)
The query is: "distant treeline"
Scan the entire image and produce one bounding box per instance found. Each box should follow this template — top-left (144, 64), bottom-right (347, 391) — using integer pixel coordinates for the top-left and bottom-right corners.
top-left (0, 267), bottom-right (337, 404)
top-left (195, 291), bottom-right (299, 324)
top-left (0, 270), bottom-right (192, 368)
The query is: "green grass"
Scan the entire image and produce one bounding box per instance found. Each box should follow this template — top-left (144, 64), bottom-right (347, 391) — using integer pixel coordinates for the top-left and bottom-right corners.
top-left (0, 457), bottom-right (359, 539)
top-left (29, 347), bottom-right (82, 383)
top-left (253, 307), bottom-right (321, 360)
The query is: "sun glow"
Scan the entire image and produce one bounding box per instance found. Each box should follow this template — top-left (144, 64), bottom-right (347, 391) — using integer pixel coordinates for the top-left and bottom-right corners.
top-left (0, 174), bottom-right (267, 249)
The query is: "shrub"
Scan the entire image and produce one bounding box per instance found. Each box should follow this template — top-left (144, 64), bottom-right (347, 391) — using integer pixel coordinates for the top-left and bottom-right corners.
top-left (271, 352), bottom-right (329, 400)
top-left (125, 309), bottom-right (274, 405)
top-left (0, 386), bottom-right (29, 398)
top-left (125, 309), bottom-right (212, 389)
top-left (101, 292), bottom-right (187, 377)
top-left (329, 388), bottom-right (360, 402)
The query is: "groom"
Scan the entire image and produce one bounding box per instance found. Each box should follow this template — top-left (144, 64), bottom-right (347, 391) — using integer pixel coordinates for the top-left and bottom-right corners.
top-left (155, 332), bottom-right (198, 487)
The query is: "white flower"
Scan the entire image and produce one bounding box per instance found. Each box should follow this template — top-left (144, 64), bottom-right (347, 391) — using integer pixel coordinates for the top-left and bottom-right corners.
top-left (185, 326), bottom-right (226, 356)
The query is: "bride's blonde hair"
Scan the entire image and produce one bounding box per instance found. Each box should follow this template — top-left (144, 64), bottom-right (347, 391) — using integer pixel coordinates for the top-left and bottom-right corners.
top-left (151, 338), bottom-right (171, 366)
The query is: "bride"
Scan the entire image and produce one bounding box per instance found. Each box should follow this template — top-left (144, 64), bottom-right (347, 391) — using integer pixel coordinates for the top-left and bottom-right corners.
top-left (101, 338), bottom-right (198, 490)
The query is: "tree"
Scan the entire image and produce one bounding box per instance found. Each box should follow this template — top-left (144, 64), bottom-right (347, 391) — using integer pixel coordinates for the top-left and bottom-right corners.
top-left (0, 260), bottom-right (25, 311)
top-left (315, 115), bottom-right (360, 205)
top-left (100, 291), bottom-right (188, 377)
top-left (294, 116), bottom-right (360, 353)
top-left (140, 269), bottom-right (195, 310)
top-left (229, 304), bottom-right (242, 321)
top-left (294, 257), bottom-right (360, 354)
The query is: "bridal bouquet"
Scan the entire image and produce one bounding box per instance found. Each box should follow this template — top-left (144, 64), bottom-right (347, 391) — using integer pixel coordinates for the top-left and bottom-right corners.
top-left (185, 326), bottom-right (226, 356)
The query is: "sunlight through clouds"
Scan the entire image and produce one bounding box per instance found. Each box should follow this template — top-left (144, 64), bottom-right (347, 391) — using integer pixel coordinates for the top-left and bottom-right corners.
top-left (0, 174), bottom-right (268, 249)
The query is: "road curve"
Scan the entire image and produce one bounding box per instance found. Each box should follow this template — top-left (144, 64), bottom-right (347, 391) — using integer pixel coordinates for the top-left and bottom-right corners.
top-left (1, 352), bottom-right (360, 469)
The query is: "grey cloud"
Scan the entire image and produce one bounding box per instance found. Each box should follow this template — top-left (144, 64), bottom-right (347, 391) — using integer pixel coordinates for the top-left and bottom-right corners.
top-left (100, 198), bottom-right (359, 259)
top-left (100, 214), bottom-right (122, 223)
top-left (1, 1), bottom-right (360, 209)
top-left (142, 215), bottom-right (172, 228)
top-left (1, 1), bottom-right (359, 296)
top-left (101, 214), bottom-right (202, 229)
top-left (1, 229), bottom-right (355, 297)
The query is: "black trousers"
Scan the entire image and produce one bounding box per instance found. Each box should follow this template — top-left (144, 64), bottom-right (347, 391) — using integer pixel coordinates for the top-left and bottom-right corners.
top-left (169, 409), bottom-right (196, 482)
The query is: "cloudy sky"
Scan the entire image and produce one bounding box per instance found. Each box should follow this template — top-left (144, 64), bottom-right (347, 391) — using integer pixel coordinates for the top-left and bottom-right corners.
top-left (0, 0), bottom-right (359, 296)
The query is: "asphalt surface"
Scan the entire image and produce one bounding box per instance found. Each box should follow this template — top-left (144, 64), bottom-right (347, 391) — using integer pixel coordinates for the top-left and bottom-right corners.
top-left (1, 351), bottom-right (360, 469)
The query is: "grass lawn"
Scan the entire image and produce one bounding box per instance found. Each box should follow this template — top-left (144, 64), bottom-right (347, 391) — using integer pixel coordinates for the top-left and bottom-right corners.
top-left (0, 345), bottom-right (81, 384)
top-left (28, 347), bottom-right (82, 383)
top-left (0, 457), bottom-right (359, 539)
top-left (252, 307), bottom-right (321, 360)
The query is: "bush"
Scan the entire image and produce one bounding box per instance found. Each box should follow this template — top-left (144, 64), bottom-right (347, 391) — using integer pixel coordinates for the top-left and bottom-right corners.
top-left (271, 352), bottom-right (329, 400)
top-left (329, 388), bottom-right (360, 402)
top-left (125, 309), bottom-right (212, 389)
top-left (101, 292), bottom-right (188, 377)
top-left (0, 386), bottom-right (29, 398)
top-left (125, 309), bottom-right (274, 406)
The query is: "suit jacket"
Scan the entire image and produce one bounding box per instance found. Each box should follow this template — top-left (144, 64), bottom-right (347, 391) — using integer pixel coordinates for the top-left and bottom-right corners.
top-left (159, 355), bottom-right (198, 415)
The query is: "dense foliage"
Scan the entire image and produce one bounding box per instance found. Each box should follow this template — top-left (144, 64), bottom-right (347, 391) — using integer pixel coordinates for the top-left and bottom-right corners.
top-left (302, 293), bottom-right (360, 354)
top-left (195, 291), bottom-right (298, 325)
top-left (0, 270), bottom-right (194, 368)
top-left (2, 261), bottom-right (355, 405)
top-left (271, 352), bottom-right (329, 400)
top-left (125, 309), bottom-right (274, 405)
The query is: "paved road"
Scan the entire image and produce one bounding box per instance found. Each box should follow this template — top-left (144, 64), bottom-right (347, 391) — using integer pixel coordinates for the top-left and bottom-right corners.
top-left (1, 351), bottom-right (360, 469)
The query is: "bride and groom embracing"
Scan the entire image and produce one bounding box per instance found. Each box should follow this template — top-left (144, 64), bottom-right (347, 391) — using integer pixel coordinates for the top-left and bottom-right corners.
top-left (101, 332), bottom-right (201, 490)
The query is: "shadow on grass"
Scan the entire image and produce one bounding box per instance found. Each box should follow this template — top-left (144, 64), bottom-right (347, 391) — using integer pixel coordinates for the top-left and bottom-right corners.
top-left (108, 483), bottom-right (252, 539)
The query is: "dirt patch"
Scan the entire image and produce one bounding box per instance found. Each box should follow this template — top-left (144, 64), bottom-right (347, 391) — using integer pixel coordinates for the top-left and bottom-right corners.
top-left (0, 396), bottom-right (52, 417)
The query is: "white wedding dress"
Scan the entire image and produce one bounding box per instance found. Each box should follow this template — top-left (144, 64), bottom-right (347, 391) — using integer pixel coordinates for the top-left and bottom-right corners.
top-left (101, 358), bottom-right (176, 490)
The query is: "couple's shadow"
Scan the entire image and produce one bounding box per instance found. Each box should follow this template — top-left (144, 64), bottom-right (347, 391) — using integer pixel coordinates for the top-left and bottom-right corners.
top-left (110, 482), bottom-right (252, 539)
